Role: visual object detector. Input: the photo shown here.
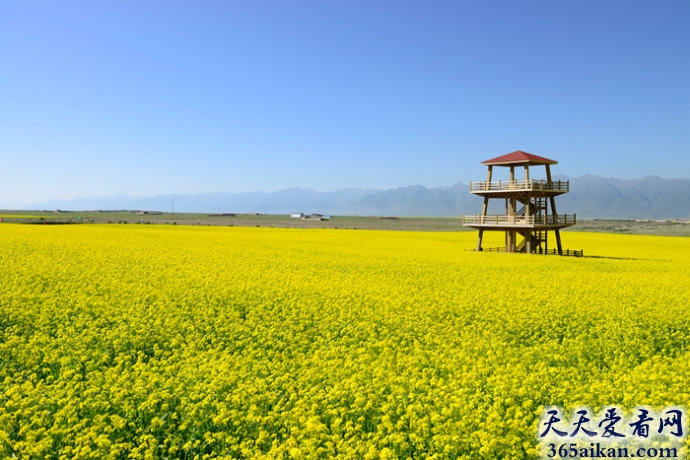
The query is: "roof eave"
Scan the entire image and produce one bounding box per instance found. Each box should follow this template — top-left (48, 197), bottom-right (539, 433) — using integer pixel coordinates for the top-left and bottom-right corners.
top-left (480, 159), bottom-right (558, 166)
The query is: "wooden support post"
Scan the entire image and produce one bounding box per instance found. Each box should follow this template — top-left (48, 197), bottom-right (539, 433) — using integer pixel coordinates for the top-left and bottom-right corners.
top-left (545, 165), bottom-right (563, 255)
top-left (476, 166), bottom-right (493, 251)
top-left (476, 229), bottom-right (484, 252)
top-left (509, 167), bottom-right (516, 219)
top-left (507, 166), bottom-right (516, 251)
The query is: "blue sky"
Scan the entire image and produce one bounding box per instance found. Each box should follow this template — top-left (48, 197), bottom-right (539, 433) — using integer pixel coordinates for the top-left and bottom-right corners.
top-left (1, 1), bottom-right (689, 206)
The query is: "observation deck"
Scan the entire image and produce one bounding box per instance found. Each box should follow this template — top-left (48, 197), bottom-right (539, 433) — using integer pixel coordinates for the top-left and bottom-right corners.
top-left (462, 213), bottom-right (576, 230)
top-left (469, 179), bottom-right (569, 198)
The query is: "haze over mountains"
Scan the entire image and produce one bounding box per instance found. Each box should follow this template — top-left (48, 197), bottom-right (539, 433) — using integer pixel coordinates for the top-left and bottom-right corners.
top-left (22, 175), bottom-right (690, 219)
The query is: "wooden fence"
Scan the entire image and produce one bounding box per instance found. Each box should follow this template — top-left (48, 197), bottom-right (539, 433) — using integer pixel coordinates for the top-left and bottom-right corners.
top-left (478, 246), bottom-right (584, 257)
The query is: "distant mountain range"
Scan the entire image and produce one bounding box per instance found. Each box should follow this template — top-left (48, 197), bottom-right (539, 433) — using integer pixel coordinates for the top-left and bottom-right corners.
top-left (21, 175), bottom-right (690, 219)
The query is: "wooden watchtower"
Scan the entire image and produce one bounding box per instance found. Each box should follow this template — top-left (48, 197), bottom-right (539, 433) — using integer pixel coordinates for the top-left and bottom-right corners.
top-left (462, 151), bottom-right (576, 254)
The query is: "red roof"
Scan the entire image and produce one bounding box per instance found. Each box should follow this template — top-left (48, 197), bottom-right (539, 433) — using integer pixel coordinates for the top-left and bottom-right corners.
top-left (481, 150), bottom-right (557, 166)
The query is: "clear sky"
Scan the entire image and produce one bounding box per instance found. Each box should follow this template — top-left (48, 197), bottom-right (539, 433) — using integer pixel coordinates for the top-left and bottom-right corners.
top-left (2, 1), bottom-right (689, 207)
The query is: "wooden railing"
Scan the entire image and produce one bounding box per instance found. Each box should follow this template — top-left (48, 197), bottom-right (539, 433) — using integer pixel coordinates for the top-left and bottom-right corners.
top-left (462, 213), bottom-right (576, 226)
top-left (469, 179), bottom-right (569, 192)
top-left (477, 246), bottom-right (583, 257)
top-left (479, 246), bottom-right (506, 252)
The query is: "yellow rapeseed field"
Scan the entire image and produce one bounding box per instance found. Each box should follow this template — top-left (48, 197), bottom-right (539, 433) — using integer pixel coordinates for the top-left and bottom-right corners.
top-left (1, 224), bottom-right (689, 459)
